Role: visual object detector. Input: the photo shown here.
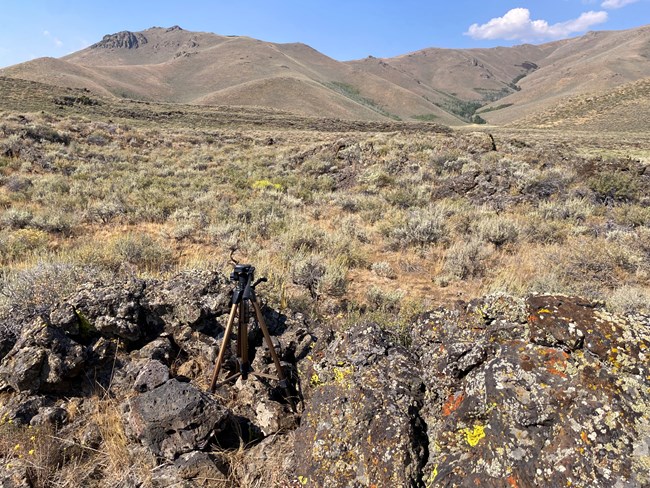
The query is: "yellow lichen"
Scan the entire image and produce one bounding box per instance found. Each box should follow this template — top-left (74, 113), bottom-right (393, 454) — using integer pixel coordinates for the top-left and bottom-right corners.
top-left (310, 373), bottom-right (322, 387)
top-left (333, 365), bottom-right (354, 387)
top-left (463, 424), bottom-right (486, 447)
top-left (426, 464), bottom-right (439, 487)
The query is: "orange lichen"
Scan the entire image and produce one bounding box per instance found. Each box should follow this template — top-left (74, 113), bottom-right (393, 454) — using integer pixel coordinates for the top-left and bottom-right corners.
top-left (507, 475), bottom-right (519, 488)
top-left (543, 350), bottom-right (569, 378)
top-left (442, 392), bottom-right (464, 416)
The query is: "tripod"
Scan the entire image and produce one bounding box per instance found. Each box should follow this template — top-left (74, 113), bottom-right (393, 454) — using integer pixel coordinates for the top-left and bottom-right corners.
top-left (209, 264), bottom-right (292, 406)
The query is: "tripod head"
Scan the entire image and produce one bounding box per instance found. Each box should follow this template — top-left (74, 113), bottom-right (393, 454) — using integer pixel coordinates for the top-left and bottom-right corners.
top-left (230, 264), bottom-right (267, 302)
top-left (231, 264), bottom-right (254, 289)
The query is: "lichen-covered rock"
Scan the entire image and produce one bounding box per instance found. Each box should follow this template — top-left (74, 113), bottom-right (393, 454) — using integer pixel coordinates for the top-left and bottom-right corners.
top-left (2, 269), bottom-right (649, 488)
top-left (0, 318), bottom-right (87, 394)
top-left (294, 322), bottom-right (427, 487)
top-left (411, 295), bottom-right (650, 488)
top-left (51, 279), bottom-right (147, 343)
top-left (126, 379), bottom-right (230, 460)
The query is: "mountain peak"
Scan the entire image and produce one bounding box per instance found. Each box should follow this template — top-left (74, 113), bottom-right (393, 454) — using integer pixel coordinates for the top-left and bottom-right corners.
top-left (92, 31), bottom-right (148, 50)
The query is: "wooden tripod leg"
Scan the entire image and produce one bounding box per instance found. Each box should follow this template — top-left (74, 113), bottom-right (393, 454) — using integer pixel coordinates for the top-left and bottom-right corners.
top-left (251, 299), bottom-right (296, 411)
top-left (251, 299), bottom-right (286, 383)
top-left (210, 303), bottom-right (239, 392)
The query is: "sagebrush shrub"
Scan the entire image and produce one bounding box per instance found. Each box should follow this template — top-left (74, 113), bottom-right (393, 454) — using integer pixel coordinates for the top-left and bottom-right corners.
top-left (476, 215), bottom-right (519, 246)
top-left (536, 198), bottom-right (594, 222)
top-left (443, 238), bottom-right (492, 279)
top-left (607, 285), bottom-right (650, 314)
top-left (589, 171), bottom-right (640, 203)
top-left (0, 208), bottom-right (33, 229)
top-left (371, 261), bottom-right (397, 279)
top-left (389, 205), bottom-right (447, 249)
top-left (365, 286), bottom-right (404, 312)
top-left (107, 233), bottom-right (173, 272)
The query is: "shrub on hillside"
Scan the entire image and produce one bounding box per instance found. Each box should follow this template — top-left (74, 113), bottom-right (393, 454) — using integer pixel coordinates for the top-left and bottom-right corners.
top-left (0, 208), bottom-right (33, 229)
top-left (607, 285), bottom-right (650, 315)
top-left (536, 198), bottom-right (594, 222)
top-left (371, 261), bottom-right (397, 279)
top-left (24, 125), bottom-right (70, 145)
top-left (476, 215), bottom-right (519, 247)
top-left (389, 206), bottom-right (448, 249)
top-left (588, 171), bottom-right (641, 203)
top-left (443, 238), bottom-right (493, 280)
top-left (105, 233), bottom-right (173, 272)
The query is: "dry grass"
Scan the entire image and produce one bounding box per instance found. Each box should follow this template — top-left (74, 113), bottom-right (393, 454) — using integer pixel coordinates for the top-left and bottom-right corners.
top-left (0, 108), bottom-right (648, 326)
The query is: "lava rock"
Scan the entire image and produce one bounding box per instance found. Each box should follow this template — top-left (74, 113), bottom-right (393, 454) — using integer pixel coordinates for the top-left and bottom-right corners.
top-left (0, 318), bottom-right (86, 394)
top-left (132, 359), bottom-right (170, 392)
top-left (126, 379), bottom-right (230, 460)
top-left (294, 322), bottom-right (427, 487)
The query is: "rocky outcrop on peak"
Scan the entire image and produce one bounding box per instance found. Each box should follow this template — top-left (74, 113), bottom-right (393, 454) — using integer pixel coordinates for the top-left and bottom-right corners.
top-left (0, 272), bottom-right (649, 487)
top-left (92, 31), bottom-right (148, 50)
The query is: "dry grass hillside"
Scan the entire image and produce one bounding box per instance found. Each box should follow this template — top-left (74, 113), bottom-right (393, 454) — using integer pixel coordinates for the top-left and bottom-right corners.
top-left (0, 27), bottom-right (460, 125)
top-left (510, 77), bottom-right (650, 131)
top-left (2, 24), bottom-right (649, 128)
top-left (481, 25), bottom-right (650, 124)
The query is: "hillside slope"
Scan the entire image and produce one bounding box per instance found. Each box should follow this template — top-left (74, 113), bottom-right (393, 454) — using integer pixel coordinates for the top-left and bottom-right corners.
top-left (478, 25), bottom-right (650, 124)
top-left (1, 24), bottom-right (649, 127)
top-left (0, 26), bottom-right (460, 124)
top-left (508, 77), bottom-right (650, 131)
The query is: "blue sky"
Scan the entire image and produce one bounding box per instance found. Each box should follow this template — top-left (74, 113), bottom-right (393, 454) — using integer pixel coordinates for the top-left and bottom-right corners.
top-left (0, 1), bottom-right (648, 67)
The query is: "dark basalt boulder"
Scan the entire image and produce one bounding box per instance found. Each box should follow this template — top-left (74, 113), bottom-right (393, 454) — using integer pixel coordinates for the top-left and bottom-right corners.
top-left (50, 279), bottom-right (147, 343)
top-left (409, 294), bottom-right (650, 488)
top-left (143, 270), bottom-right (231, 360)
top-left (0, 317), bottom-right (87, 394)
top-left (125, 378), bottom-right (230, 461)
top-left (294, 322), bottom-right (427, 487)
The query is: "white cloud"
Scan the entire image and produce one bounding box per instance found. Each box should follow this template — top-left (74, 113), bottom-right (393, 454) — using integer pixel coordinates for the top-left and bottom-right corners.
top-left (43, 30), bottom-right (63, 48)
top-left (466, 8), bottom-right (608, 41)
top-left (601, 0), bottom-right (639, 8)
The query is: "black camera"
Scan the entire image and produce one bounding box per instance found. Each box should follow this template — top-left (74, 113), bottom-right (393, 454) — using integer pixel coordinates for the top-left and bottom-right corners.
top-left (230, 264), bottom-right (254, 287)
